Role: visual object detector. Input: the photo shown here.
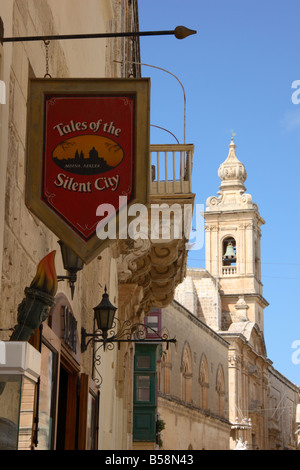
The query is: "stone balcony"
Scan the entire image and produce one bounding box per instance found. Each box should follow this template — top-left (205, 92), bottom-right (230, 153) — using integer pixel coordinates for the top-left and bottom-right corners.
top-left (150, 144), bottom-right (194, 196)
top-left (117, 144), bottom-right (195, 317)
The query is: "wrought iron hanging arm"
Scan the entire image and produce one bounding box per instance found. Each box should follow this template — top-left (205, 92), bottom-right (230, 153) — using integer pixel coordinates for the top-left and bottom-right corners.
top-left (81, 319), bottom-right (176, 353)
top-left (81, 287), bottom-right (176, 353)
top-left (0, 20), bottom-right (196, 44)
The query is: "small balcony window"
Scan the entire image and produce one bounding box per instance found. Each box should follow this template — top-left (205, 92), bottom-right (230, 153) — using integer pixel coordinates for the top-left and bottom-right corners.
top-left (136, 375), bottom-right (151, 402)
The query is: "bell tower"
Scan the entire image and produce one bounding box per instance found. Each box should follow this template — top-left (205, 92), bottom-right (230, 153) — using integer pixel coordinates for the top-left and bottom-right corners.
top-left (204, 137), bottom-right (268, 331)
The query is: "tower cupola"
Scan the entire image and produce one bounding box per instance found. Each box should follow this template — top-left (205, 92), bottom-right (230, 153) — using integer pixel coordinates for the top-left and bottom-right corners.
top-left (218, 136), bottom-right (247, 191)
top-left (204, 138), bottom-right (268, 331)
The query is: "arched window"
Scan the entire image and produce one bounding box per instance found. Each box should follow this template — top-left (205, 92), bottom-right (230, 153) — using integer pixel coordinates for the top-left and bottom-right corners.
top-left (159, 331), bottom-right (172, 395)
top-left (222, 237), bottom-right (237, 275)
top-left (222, 237), bottom-right (236, 266)
top-left (199, 354), bottom-right (209, 410)
top-left (181, 343), bottom-right (192, 403)
top-left (216, 365), bottom-right (225, 417)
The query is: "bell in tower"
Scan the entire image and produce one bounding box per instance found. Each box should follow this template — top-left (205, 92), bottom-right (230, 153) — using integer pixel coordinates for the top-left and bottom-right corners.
top-left (223, 239), bottom-right (236, 266)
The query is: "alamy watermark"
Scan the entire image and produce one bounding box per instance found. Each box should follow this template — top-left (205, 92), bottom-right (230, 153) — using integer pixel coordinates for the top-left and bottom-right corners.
top-left (291, 340), bottom-right (300, 365)
top-left (95, 197), bottom-right (204, 251)
top-left (291, 80), bottom-right (300, 105)
top-left (0, 80), bottom-right (5, 105)
top-left (0, 341), bottom-right (5, 365)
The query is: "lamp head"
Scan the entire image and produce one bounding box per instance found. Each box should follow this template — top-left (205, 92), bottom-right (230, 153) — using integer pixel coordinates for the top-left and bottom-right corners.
top-left (58, 240), bottom-right (84, 272)
top-left (93, 287), bottom-right (117, 335)
top-left (58, 241), bottom-right (84, 298)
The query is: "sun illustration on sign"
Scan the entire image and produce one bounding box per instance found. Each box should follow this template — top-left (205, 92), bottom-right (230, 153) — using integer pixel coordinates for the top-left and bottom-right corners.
top-left (52, 134), bottom-right (124, 175)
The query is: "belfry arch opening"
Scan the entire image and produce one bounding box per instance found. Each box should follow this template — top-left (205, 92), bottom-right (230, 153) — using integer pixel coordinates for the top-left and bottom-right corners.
top-left (222, 237), bottom-right (236, 267)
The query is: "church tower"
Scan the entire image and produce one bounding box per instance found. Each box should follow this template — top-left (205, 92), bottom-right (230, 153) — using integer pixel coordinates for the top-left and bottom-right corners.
top-left (204, 137), bottom-right (268, 332)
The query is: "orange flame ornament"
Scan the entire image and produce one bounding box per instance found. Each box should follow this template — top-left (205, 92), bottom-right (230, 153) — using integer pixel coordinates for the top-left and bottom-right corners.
top-left (30, 250), bottom-right (58, 297)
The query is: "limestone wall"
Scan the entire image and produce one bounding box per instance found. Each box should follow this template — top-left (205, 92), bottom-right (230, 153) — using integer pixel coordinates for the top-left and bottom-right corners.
top-left (175, 268), bottom-right (222, 330)
top-left (0, 0), bottom-right (132, 451)
top-left (0, 0), bottom-right (116, 336)
top-left (158, 300), bottom-right (230, 449)
top-left (267, 366), bottom-right (299, 450)
top-left (158, 395), bottom-right (230, 450)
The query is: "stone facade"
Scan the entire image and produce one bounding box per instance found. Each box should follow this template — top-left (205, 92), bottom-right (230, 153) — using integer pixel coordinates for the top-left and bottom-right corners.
top-left (1, 0), bottom-right (297, 451)
top-left (268, 368), bottom-right (299, 450)
top-left (159, 138), bottom-right (300, 450)
top-left (0, 0), bottom-right (194, 450)
top-left (0, 0), bottom-right (129, 450)
top-left (158, 301), bottom-right (230, 450)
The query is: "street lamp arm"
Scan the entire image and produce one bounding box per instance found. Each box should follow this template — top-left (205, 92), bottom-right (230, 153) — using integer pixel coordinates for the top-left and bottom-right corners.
top-left (0, 20), bottom-right (196, 44)
top-left (81, 320), bottom-right (176, 353)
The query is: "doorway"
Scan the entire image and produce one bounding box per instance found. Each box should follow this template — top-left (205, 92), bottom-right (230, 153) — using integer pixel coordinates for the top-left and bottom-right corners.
top-left (55, 361), bottom-right (78, 450)
top-left (56, 366), bottom-right (68, 449)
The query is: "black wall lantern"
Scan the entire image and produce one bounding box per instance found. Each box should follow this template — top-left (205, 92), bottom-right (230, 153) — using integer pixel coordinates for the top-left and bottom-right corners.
top-left (93, 287), bottom-right (117, 341)
top-left (81, 288), bottom-right (176, 353)
top-left (57, 240), bottom-right (84, 299)
top-left (81, 287), bottom-right (176, 388)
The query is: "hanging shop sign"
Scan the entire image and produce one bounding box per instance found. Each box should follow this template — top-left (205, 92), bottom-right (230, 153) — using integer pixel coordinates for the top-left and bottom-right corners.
top-left (26, 78), bottom-right (150, 263)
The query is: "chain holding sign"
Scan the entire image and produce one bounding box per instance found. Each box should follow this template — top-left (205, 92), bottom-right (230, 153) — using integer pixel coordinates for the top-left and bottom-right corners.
top-left (26, 78), bottom-right (150, 263)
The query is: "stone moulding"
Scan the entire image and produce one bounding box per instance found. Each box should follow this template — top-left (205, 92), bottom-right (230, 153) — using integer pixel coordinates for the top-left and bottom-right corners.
top-left (117, 236), bottom-right (187, 315)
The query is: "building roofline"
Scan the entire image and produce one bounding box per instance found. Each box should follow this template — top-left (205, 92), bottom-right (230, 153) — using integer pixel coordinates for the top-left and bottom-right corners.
top-left (268, 365), bottom-right (300, 391)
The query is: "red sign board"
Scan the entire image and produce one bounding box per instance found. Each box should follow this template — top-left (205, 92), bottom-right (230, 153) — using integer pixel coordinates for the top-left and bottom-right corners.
top-left (43, 94), bottom-right (135, 241)
top-left (26, 79), bottom-right (150, 263)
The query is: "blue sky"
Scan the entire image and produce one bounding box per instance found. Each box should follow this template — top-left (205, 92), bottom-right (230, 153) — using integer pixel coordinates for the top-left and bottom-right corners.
top-left (138, 0), bottom-right (300, 385)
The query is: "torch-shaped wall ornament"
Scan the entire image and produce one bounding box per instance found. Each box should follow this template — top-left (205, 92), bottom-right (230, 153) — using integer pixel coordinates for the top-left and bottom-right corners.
top-left (10, 251), bottom-right (58, 342)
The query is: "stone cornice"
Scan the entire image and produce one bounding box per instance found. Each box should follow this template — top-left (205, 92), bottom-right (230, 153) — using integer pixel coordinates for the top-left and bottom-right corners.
top-left (268, 365), bottom-right (300, 391)
top-left (220, 329), bottom-right (271, 365)
top-left (204, 208), bottom-right (265, 226)
top-left (220, 292), bottom-right (269, 308)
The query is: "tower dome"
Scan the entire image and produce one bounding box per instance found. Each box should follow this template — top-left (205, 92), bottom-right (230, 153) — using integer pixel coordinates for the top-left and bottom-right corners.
top-left (206, 136), bottom-right (255, 211)
top-left (218, 136), bottom-right (247, 191)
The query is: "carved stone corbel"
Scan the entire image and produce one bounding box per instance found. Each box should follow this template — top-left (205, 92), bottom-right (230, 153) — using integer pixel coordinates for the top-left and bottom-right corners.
top-left (117, 238), bottom-right (151, 282)
top-left (117, 226), bottom-right (188, 316)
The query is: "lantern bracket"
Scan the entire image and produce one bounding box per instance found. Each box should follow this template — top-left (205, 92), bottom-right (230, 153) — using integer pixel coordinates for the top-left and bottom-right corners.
top-left (81, 319), bottom-right (176, 353)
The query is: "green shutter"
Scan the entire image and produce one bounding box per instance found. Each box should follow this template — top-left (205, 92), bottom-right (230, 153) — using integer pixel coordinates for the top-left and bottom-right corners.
top-left (133, 344), bottom-right (157, 442)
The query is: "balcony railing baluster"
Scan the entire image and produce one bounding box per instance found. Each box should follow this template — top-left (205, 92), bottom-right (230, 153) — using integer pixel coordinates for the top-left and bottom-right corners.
top-left (150, 144), bottom-right (194, 196)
